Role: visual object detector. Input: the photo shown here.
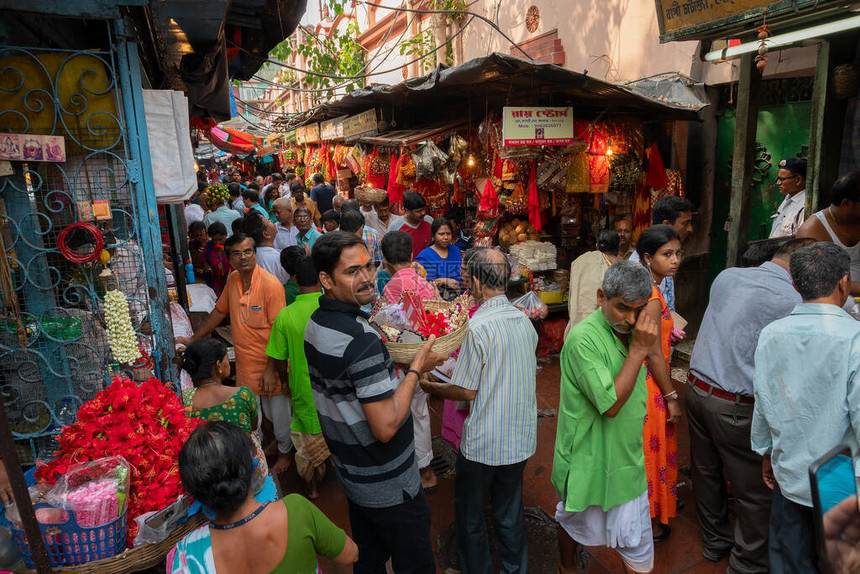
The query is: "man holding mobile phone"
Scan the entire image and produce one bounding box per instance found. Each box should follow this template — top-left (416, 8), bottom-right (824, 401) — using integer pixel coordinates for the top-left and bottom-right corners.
top-left (751, 242), bottom-right (860, 572)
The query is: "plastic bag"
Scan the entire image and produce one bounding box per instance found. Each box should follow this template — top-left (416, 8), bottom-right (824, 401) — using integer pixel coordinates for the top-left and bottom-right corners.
top-left (537, 318), bottom-right (567, 357)
top-left (5, 485), bottom-right (56, 528)
top-left (47, 456), bottom-right (130, 527)
top-left (411, 141), bottom-right (448, 181)
top-left (371, 303), bottom-right (412, 332)
top-left (132, 495), bottom-right (190, 547)
top-left (512, 291), bottom-right (548, 320)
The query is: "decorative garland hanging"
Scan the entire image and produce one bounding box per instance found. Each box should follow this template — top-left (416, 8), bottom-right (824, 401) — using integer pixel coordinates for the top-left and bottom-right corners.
top-left (57, 222), bottom-right (104, 264)
top-left (755, 9), bottom-right (770, 73)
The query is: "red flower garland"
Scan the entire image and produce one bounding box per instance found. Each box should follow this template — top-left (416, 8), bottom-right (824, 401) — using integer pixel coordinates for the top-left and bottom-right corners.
top-left (35, 377), bottom-right (202, 544)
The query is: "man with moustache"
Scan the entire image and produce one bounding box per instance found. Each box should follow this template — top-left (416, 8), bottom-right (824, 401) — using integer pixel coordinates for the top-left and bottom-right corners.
top-left (304, 232), bottom-right (446, 573)
top-left (553, 261), bottom-right (659, 573)
top-left (615, 218), bottom-right (635, 260)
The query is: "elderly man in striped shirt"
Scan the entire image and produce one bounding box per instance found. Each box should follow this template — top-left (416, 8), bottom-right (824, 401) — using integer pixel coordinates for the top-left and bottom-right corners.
top-left (422, 248), bottom-right (538, 573)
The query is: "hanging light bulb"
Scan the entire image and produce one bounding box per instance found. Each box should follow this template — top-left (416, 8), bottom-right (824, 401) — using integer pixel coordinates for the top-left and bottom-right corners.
top-left (467, 154), bottom-right (476, 167)
top-left (606, 140), bottom-right (613, 156)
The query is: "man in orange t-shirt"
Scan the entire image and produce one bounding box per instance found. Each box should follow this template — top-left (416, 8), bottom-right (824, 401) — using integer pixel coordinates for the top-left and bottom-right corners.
top-left (176, 232), bottom-right (293, 472)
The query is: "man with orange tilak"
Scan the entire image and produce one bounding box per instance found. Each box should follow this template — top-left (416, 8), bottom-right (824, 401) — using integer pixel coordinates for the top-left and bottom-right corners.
top-left (304, 231), bottom-right (446, 573)
top-left (176, 233), bottom-right (293, 474)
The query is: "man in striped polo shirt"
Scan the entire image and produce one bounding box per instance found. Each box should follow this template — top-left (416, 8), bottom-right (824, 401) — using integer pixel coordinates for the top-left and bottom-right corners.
top-left (304, 231), bottom-right (445, 573)
top-left (422, 248), bottom-right (539, 573)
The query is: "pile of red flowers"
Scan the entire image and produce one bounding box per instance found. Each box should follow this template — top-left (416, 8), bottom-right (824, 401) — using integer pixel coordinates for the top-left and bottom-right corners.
top-left (35, 376), bottom-right (201, 543)
top-left (417, 312), bottom-right (452, 339)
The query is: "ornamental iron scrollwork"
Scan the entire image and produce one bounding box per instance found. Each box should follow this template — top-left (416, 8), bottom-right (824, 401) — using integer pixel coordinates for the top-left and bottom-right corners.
top-left (0, 44), bottom-right (158, 464)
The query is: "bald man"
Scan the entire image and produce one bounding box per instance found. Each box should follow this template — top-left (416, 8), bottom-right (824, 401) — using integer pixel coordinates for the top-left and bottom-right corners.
top-left (332, 194), bottom-right (345, 215)
top-left (272, 197), bottom-right (299, 250)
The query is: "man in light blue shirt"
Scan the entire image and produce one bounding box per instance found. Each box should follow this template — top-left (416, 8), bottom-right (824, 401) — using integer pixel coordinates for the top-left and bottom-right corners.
top-left (204, 196), bottom-right (241, 237)
top-left (242, 189), bottom-right (268, 219)
top-left (686, 238), bottom-right (812, 571)
top-left (271, 197), bottom-right (299, 250)
top-left (751, 242), bottom-right (860, 573)
top-left (421, 248), bottom-right (538, 573)
top-left (294, 206), bottom-right (322, 251)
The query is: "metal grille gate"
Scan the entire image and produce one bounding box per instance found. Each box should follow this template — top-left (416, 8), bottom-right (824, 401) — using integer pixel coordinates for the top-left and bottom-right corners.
top-left (0, 21), bottom-right (175, 464)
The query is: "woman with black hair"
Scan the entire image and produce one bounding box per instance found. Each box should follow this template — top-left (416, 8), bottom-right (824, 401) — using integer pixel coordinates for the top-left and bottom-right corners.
top-left (415, 217), bottom-right (463, 300)
top-left (180, 338), bottom-right (272, 501)
top-left (169, 421), bottom-right (357, 573)
top-left (635, 224), bottom-right (683, 541)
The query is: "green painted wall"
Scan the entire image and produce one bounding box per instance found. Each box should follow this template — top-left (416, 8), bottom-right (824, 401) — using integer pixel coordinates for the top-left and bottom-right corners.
top-left (709, 101), bottom-right (811, 281)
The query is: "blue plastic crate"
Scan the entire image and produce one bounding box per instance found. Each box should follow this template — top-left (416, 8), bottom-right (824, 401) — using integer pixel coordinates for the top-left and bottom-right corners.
top-left (9, 502), bottom-right (126, 568)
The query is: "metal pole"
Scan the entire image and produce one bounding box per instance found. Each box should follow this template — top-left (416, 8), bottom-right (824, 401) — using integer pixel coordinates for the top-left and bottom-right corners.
top-left (0, 402), bottom-right (52, 573)
top-left (725, 53), bottom-right (762, 268)
top-left (112, 18), bottom-right (178, 384)
top-left (806, 40), bottom-right (830, 216)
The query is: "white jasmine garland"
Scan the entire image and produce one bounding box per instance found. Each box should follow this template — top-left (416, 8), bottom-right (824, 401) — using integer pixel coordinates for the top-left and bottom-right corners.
top-left (104, 289), bottom-right (142, 364)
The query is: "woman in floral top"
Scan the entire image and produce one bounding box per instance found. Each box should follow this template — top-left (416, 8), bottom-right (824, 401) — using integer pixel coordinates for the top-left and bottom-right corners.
top-left (181, 338), bottom-right (269, 494)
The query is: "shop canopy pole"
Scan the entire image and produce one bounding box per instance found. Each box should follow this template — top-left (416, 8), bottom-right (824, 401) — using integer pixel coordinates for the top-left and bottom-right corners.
top-left (806, 40), bottom-right (831, 217)
top-left (0, 401), bottom-right (53, 573)
top-left (726, 52), bottom-right (762, 268)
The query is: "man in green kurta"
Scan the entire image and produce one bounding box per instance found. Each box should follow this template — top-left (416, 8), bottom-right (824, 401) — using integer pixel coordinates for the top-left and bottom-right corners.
top-left (552, 261), bottom-right (658, 574)
top-left (263, 253), bottom-right (330, 499)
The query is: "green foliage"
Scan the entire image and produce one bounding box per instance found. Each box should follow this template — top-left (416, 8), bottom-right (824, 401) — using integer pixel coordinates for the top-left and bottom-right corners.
top-left (399, 29), bottom-right (436, 73)
top-left (269, 1), bottom-right (365, 98)
top-left (429, 0), bottom-right (467, 22)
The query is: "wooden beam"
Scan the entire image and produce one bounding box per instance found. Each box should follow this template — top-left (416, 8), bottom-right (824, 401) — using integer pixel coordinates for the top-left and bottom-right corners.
top-left (725, 52), bottom-right (762, 268)
top-left (806, 40), bottom-right (830, 215)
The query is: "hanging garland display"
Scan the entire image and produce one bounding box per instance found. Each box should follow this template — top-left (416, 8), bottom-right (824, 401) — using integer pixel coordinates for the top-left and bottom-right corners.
top-left (57, 222), bottom-right (104, 264)
top-left (104, 289), bottom-right (142, 365)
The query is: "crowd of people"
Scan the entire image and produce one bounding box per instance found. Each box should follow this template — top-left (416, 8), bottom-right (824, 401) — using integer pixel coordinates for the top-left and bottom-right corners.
top-left (166, 166), bottom-right (860, 573)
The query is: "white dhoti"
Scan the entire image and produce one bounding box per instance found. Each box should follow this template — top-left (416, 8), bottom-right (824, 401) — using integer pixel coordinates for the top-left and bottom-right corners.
top-left (411, 384), bottom-right (433, 469)
top-left (555, 491), bottom-right (654, 573)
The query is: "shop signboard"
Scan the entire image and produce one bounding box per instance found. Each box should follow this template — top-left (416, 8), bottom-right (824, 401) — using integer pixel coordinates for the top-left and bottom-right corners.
top-left (502, 107), bottom-right (573, 147)
top-left (655, 0), bottom-right (835, 42)
top-left (343, 109), bottom-right (378, 142)
top-left (296, 123), bottom-right (320, 144)
top-left (320, 115), bottom-right (348, 140)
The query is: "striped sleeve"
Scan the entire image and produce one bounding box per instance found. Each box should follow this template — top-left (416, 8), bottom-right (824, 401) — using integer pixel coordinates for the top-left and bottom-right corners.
top-left (451, 328), bottom-right (484, 391)
top-left (346, 333), bottom-right (398, 403)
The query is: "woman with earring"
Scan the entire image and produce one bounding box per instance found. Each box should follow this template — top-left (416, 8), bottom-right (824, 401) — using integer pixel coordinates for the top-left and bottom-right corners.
top-left (181, 338), bottom-right (274, 500)
top-left (635, 225), bottom-right (683, 542)
top-left (169, 422), bottom-right (358, 573)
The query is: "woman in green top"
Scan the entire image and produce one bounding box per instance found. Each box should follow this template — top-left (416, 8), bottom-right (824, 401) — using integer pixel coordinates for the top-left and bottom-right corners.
top-left (280, 246), bottom-right (305, 305)
top-left (181, 338), bottom-right (270, 496)
top-left (169, 421), bottom-right (358, 573)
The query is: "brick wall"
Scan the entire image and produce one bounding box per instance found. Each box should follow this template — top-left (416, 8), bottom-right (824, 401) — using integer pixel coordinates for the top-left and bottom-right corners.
top-left (511, 29), bottom-right (565, 66)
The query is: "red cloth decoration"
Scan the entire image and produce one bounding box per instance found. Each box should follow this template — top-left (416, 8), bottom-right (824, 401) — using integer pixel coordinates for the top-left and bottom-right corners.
top-left (452, 177), bottom-right (463, 204)
top-left (588, 123), bottom-right (610, 155)
top-left (588, 155), bottom-right (610, 194)
top-left (527, 161), bottom-right (542, 231)
top-left (366, 148), bottom-right (387, 189)
top-left (633, 173), bottom-right (651, 238)
top-left (479, 178), bottom-right (499, 212)
top-left (646, 144), bottom-right (669, 190)
top-left (574, 119), bottom-right (590, 145)
top-left (493, 155), bottom-right (503, 180)
top-left (387, 153), bottom-right (405, 203)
